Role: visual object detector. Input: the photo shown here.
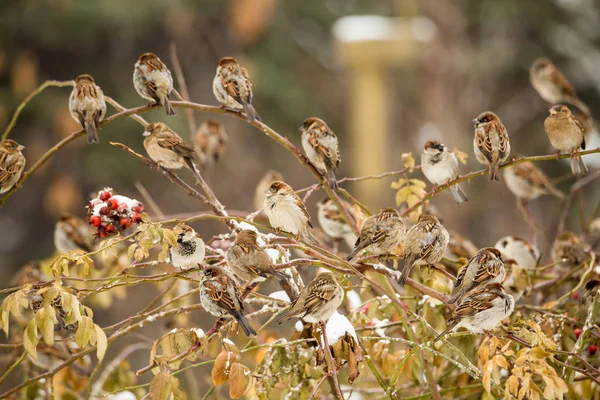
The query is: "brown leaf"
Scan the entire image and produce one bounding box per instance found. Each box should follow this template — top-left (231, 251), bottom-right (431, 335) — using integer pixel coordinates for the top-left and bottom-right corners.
top-left (149, 372), bottom-right (173, 400)
top-left (75, 316), bottom-right (94, 348)
top-left (212, 351), bottom-right (238, 386)
top-left (171, 375), bottom-right (187, 400)
top-left (229, 361), bottom-right (251, 399)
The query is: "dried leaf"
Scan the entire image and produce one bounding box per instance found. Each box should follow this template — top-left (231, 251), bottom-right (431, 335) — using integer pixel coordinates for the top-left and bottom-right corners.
top-left (36, 307), bottom-right (56, 345)
top-left (229, 362), bottom-right (251, 399)
top-left (149, 371), bottom-right (173, 400)
top-left (171, 375), bottom-right (187, 400)
top-left (401, 152), bottom-right (415, 172)
top-left (212, 351), bottom-right (238, 386)
top-left (95, 324), bottom-right (107, 362)
top-left (453, 146), bottom-right (468, 164)
top-left (75, 316), bottom-right (95, 348)
top-left (23, 319), bottom-right (39, 361)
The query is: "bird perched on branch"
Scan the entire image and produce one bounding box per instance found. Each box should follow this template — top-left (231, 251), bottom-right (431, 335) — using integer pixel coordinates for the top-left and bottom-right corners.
top-left (399, 214), bottom-right (449, 284)
top-left (544, 105), bottom-right (588, 176)
top-left (529, 58), bottom-right (590, 116)
top-left (169, 225), bottom-right (205, 271)
top-left (263, 181), bottom-right (318, 244)
top-left (346, 208), bottom-right (404, 262)
top-left (0, 139), bottom-right (26, 194)
top-left (199, 266), bottom-right (256, 337)
top-left (69, 74), bottom-right (107, 144)
top-left (317, 197), bottom-right (358, 249)
top-left (193, 120), bottom-right (228, 168)
top-left (54, 214), bottom-right (96, 254)
top-left (449, 247), bottom-right (505, 304)
top-left (227, 229), bottom-right (287, 284)
top-left (142, 122), bottom-right (204, 184)
top-left (552, 231), bottom-right (588, 271)
top-left (133, 52), bottom-right (175, 116)
top-left (421, 140), bottom-right (468, 204)
top-left (434, 283), bottom-right (514, 342)
top-left (213, 57), bottom-right (260, 121)
top-left (503, 161), bottom-right (564, 201)
top-left (300, 117), bottom-right (341, 190)
top-left (495, 236), bottom-right (540, 270)
top-left (473, 111), bottom-right (510, 181)
top-left (276, 271), bottom-right (343, 324)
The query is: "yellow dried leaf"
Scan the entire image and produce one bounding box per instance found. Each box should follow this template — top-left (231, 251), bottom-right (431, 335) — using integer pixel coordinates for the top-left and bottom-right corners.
top-left (453, 146), bottom-right (468, 164)
top-left (401, 152), bottom-right (415, 172)
top-left (75, 316), bottom-right (95, 348)
top-left (150, 372), bottom-right (173, 400)
top-left (95, 324), bottom-right (107, 362)
top-left (23, 319), bottom-right (39, 361)
top-left (212, 351), bottom-right (238, 386)
top-left (229, 362), bottom-right (251, 399)
top-left (171, 375), bottom-right (187, 400)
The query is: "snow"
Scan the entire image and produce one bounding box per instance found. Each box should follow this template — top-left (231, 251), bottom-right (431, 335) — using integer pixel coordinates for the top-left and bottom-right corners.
top-left (268, 291), bottom-right (291, 302)
top-left (332, 15), bottom-right (435, 43)
top-left (265, 248), bottom-right (280, 264)
top-left (295, 321), bottom-right (304, 333)
top-left (169, 328), bottom-right (178, 334)
top-left (236, 222), bottom-right (258, 233)
top-left (321, 311), bottom-right (357, 347)
top-left (106, 392), bottom-right (137, 400)
top-left (346, 290), bottom-right (362, 312)
top-left (371, 318), bottom-right (389, 337)
top-left (222, 338), bottom-right (235, 345)
top-left (191, 328), bottom-right (205, 338)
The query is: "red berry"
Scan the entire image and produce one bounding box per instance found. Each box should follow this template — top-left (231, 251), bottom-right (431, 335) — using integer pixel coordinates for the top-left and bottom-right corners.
top-left (120, 218), bottom-right (131, 230)
top-left (575, 328), bottom-right (582, 339)
top-left (132, 212), bottom-right (142, 223)
top-left (105, 224), bottom-right (116, 234)
top-left (98, 231), bottom-right (106, 238)
top-left (100, 191), bottom-right (112, 201)
top-left (107, 198), bottom-right (118, 210)
top-left (90, 216), bottom-right (102, 227)
top-left (589, 345), bottom-right (597, 356)
top-left (99, 206), bottom-right (109, 215)
top-left (571, 292), bottom-right (580, 300)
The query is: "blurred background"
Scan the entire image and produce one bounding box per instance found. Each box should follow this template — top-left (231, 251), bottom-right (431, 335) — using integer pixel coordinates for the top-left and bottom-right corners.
top-left (1, 0), bottom-right (600, 390)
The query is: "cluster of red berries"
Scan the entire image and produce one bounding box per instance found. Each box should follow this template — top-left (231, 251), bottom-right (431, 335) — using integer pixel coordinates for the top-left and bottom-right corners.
top-left (87, 188), bottom-right (144, 238)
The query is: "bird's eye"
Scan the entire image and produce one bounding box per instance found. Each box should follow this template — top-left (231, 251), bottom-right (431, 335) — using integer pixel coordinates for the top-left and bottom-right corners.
top-left (501, 240), bottom-right (508, 248)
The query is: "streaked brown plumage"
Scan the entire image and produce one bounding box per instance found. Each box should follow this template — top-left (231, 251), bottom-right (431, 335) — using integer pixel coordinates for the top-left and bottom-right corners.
top-left (133, 53), bottom-right (175, 115)
top-left (0, 139), bottom-right (26, 194)
top-left (193, 120), bottom-right (228, 168)
top-left (552, 231), bottom-right (587, 268)
top-left (69, 74), bottom-right (107, 144)
top-left (473, 111), bottom-right (510, 181)
top-left (253, 170), bottom-right (283, 211)
top-left (227, 229), bottom-right (287, 284)
top-left (544, 105), bottom-right (588, 176)
top-left (213, 57), bottom-right (260, 121)
top-left (54, 215), bottom-right (96, 254)
top-left (449, 247), bottom-right (505, 304)
top-left (300, 117), bottom-right (341, 190)
top-left (346, 208), bottom-right (404, 261)
top-left (503, 161), bottom-right (564, 200)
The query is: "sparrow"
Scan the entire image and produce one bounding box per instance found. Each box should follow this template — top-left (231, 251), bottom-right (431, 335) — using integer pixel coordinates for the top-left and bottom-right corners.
top-left (529, 58), bottom-right (590, 116)
top-left (193, 120), bottom-right (228, 168)
top-left (502, 259), bottom-right (529, 303)
top-left (0, 139), bottom-right (26, 194)
top-left (169, 225), bottom-right (205, 271)
top-left (473, 111), bottom-right (510, 181)
top-left (552, 231), bottom-right (587, 268)
top-left (449, 247), bottom-right (505, 304)
top-left (300, 117), bottom-right (341, 190)
top-left (226, 229), bottom-right (287, 284)
top-left (434, 283), bottom-right (514, 342)
top-left (503, 161), bottom-right (564, 200)
top-left (346, 208), bottom-right (405, 261)
top-left (544, 105), bottom-right (588, 176)
top-left (263, 181), bottom-right (318, 244)
top-left (54, 215), bottom-right (96, 254)
top-left (276, 271), bottom-right (344, 324)
top-left (213, 57), bottom-right (260, 121)
top-left (421, 140), bottom-right (468, 204)
top-left (317, 198), bottom-right (358, 249)
top-left (68, 74), bottom-right (107, 144)
top-left (133, 52), bottom-right (175, 116)
top-left (399, 214), bottom-right (449, 284)
top-left (143, 122), bottom-right (203, 183)
top-left (199, 266), bottom-right (256, 336)
top-left (494, 236), bottom-right (540, 270)
top-left (583, 279), bottom-right (600, 308)
top-left (253, 170), bottom-right (283, 211)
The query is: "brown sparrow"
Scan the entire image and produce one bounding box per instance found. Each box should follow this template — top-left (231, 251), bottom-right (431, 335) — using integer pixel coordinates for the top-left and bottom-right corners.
top-left (143, 122), bottom-right (203, 183)
top-left (552, 231), bottom-right (587, 268)
top-left (317, 198), bottom-right (358, 249)
top-left (544, 105), bottom-right (588, 176)
top-left (529, 58), bottom-right (590, 116)
top-left (449, 247), bottom-right (505, 304)
top-left (68, 74), bottom-right (107, 144)
top-left (133, 53), bottom-right (175, 116)
top-left (199, 266), bottom-right (256, 336)
top-left (346, 208), bottom-right (405, 261)
top-left (54, 214), bottom-right (96, 254)
top-left (503, 161), bottom-right (564, 200)
top-left (0, 139), bottom-right (26, 194)
top-left (421, 140), bottom-right (468, 204)
top-left (473, 111), bottom-right (510, 181)
top-left (227, 229), bottom-right (287, 284)
top-left (170, 225), bottom-right (205, 271)
top-left (253, 170), bottom-right (283, 211)
top-left (434, 283), bottom-right (514, 342)
top-left (494, 236), bottom-right (540, 270)
top-left (213, 57), bottom-right (260, 121)
top-left (300, 117), bottom-right (341, 190)
top-left (399, 214), bottom-right (449, 284)
top-left (276, 271), bottom-right (343, 324)
top-left (263, 181), bottom-right (318, 244)
top-left (193, 120), bottom-right (228, 168)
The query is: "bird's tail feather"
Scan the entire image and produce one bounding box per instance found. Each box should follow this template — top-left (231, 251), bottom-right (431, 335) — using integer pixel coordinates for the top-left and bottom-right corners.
top-left (243, 103), bottom-right (260, 122)
top-left (450, 185), bottom-right (468, 204)
top-left (570, 155), bottom-right (588, 176)
top-left (84, 118), bottom-right (99, 144)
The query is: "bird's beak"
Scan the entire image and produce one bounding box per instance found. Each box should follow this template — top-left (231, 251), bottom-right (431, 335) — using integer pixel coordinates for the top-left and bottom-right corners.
top-left (549, 109), bottom-right (557, 116)
top-left (472, 118), bottom-right (479, 125)
top-left (143, 131), bottom-right (151, 137)
top-left (17, 145), bottom-right (25, 151)
top-left (264, 189), bottom-right (270, 194)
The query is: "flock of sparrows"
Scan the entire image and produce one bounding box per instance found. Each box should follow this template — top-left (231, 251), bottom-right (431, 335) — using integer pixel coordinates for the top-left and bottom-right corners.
top-left (6, 54), bottom-right (597, 345)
